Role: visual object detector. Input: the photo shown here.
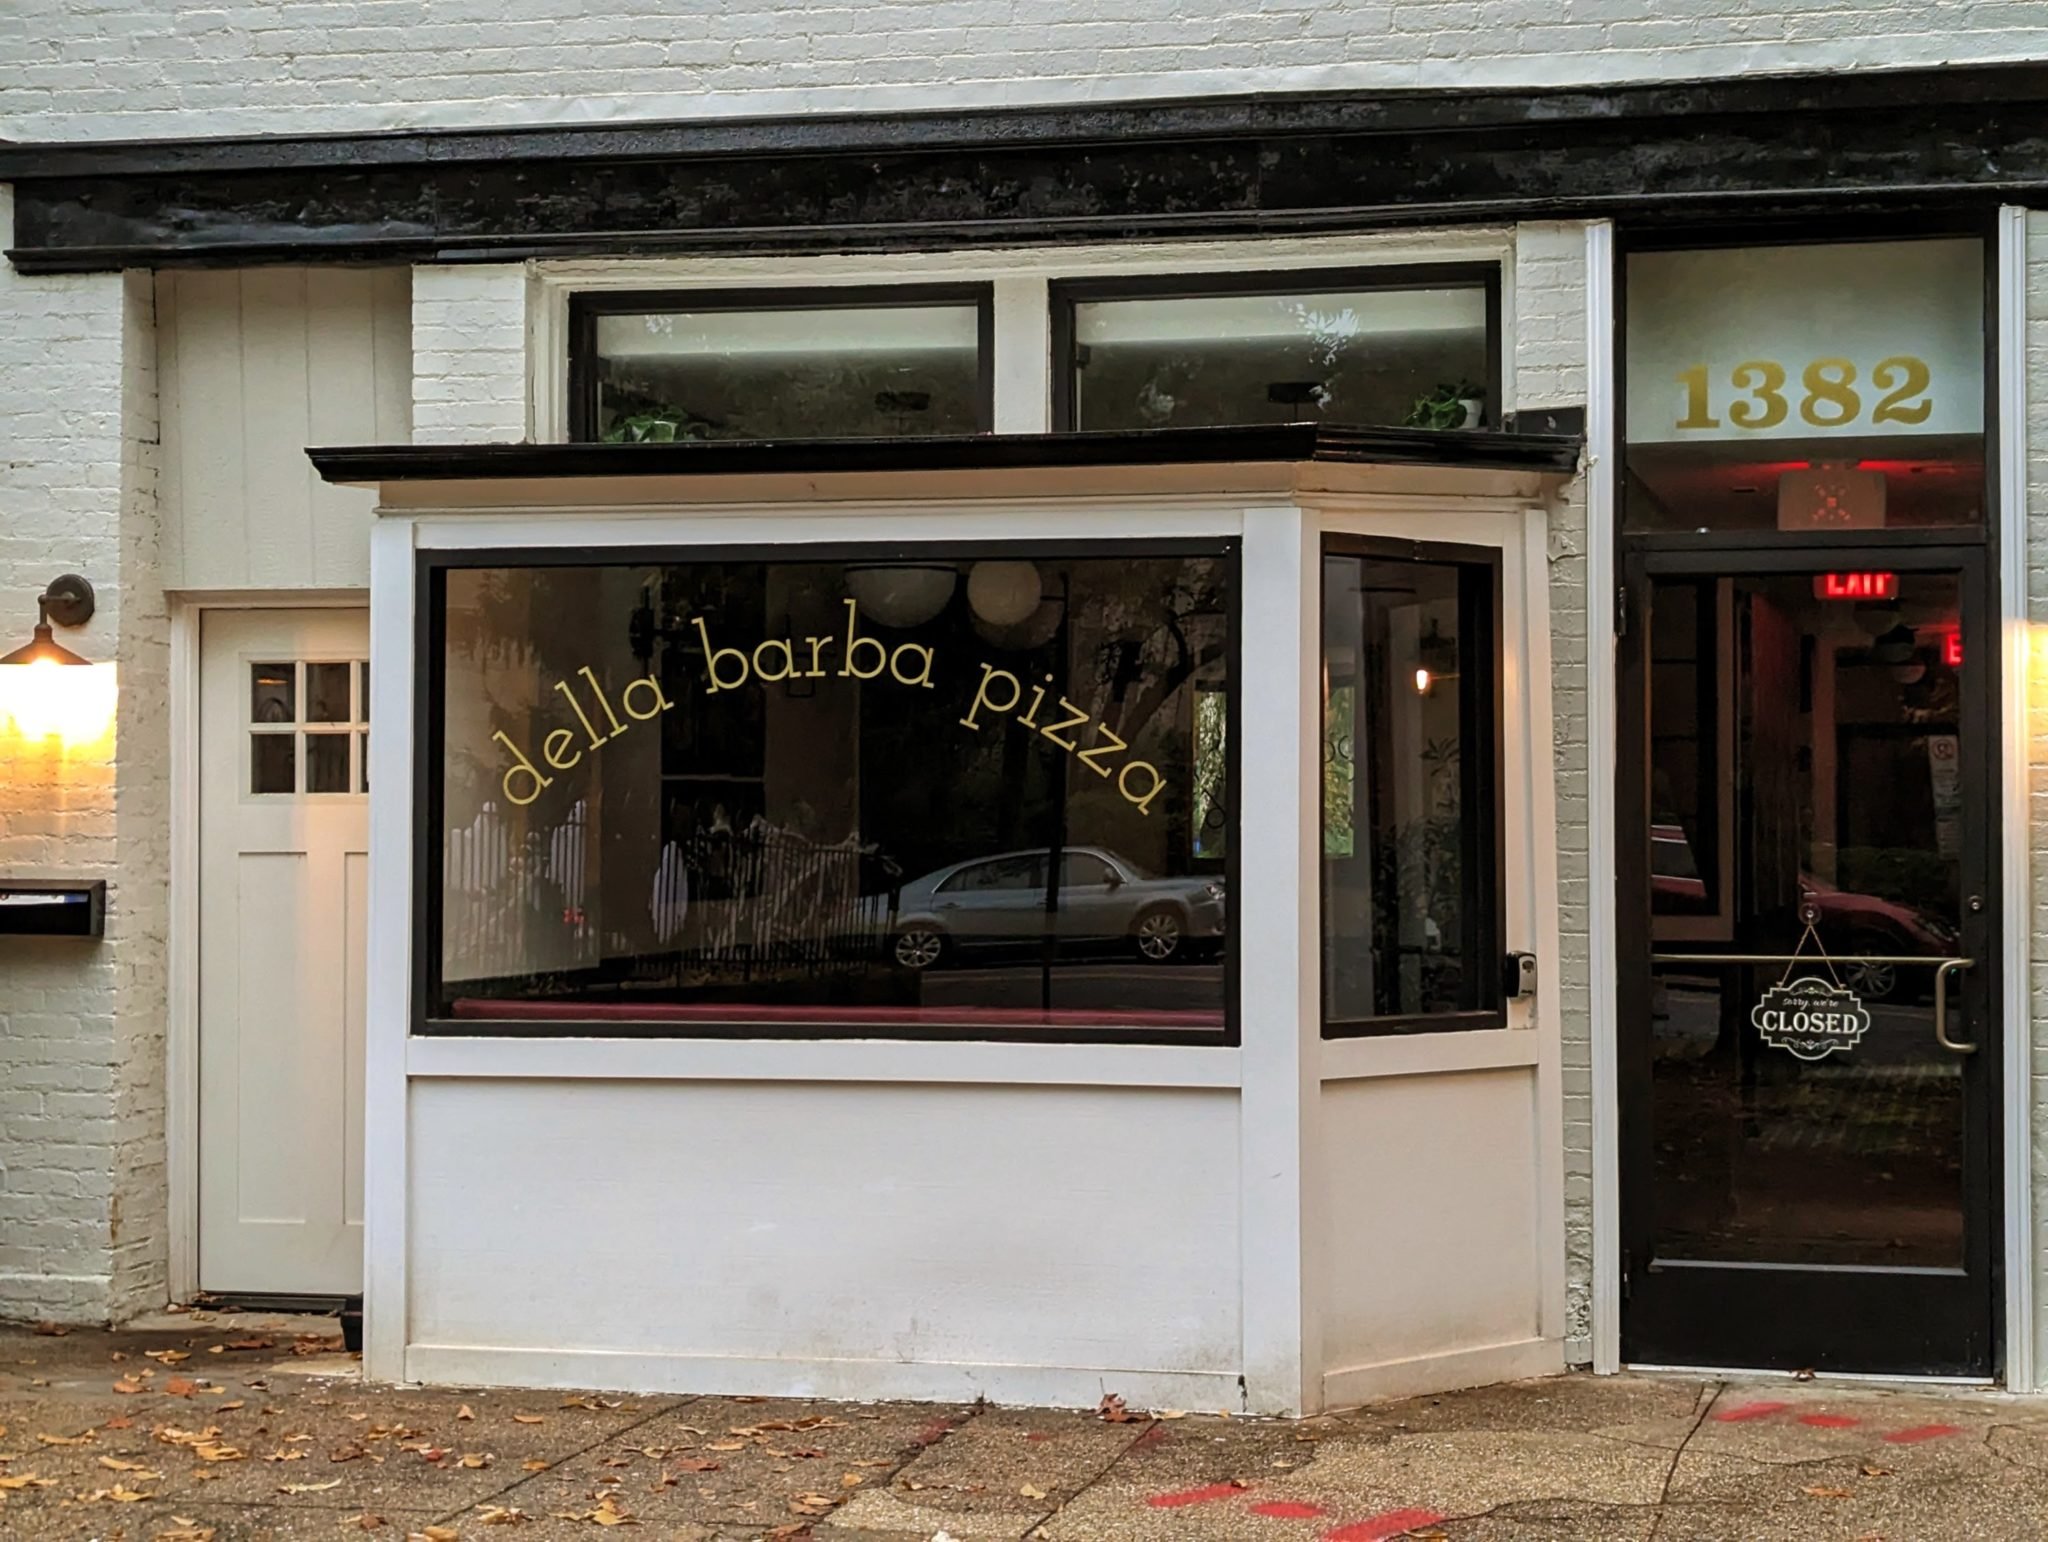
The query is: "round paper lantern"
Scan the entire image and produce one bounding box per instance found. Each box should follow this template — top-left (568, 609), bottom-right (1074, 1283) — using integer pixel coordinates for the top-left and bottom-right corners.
top-left (843, 564), bottom-right (957, 628)
top-left (966, 560), bottom-right (1044, 628)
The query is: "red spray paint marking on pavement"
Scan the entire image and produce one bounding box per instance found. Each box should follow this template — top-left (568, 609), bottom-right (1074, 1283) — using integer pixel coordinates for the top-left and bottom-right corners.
top-left (1713, 1400), bottom-right (1789, 1422)
top-left (1252, 1500), bottom-right (1327, 1519)
top-left (1798, 1413), bottom-right (1860, 1429)
top-left (1322, 1508), bottom-right (1448, 1541)
top-left (1884, 1424), bottom-right (1963, 1444)
top-left (1147, 1481), bottom-right (1249, 1508)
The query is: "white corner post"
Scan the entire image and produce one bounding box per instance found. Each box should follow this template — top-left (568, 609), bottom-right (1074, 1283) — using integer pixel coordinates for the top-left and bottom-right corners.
top-left (362, 514), bottom-right (418, 1381)
top-left (1996, 204), bottom-right (2035, 1394)
top-left (1236, 502), bottom-right (1324, 1415)
top-left (1582, 220), bottom-right (1623, 1376)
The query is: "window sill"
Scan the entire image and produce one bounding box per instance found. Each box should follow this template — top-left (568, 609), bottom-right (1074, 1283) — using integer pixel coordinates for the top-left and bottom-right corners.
top-left (405, 1033), bottom-right (1241, 1090)
top-left (1319, 1026), bottom-right (1538, 1084)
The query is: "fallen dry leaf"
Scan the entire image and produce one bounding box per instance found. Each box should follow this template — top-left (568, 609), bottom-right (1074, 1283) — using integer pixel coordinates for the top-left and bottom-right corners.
top-left (345, 1516), bottom-right (387, 1531)
top-left (153, 1526), bottom-right (216, 1542)
top-left (512, 1413), bottom-right (545, 1425)
top-left (1097, 1393), bottom-right (1139, 1423)
top-left (0, 1476), bottom-right (55, 1491)
top-left (1020, 1482), bottom-right (1047, 1499)
top-left (1862, 1463), bottom-right (1894, 1478)
top-left (145, 1349), bottom-right (192, 1365)
top-left (706, 1439), bottom-right (747, 1452)
top-left (556, 1493), bottom-right (638, 1526)
top-left (193, 1442), bottom-right (246, 1463)
top-left (97, 1457), bottom-right (160, 1475)
top-left (408, 1528), bottom-right (460, 1542)
top-left (1805, 1485), bottom-right (1855, 1499)
top-left (164, 1377), bottom-right (201, 1398)
top-left (457, 1405), bottom-right (475, 1422)
top-left (32, 1321), bottom-right (69, 1337)
top-left (475, 1505), bottom-right (527, 1525)
top-left (791, 1491), bottom-right (836, 1516)
top-left (280, 1477), bottom-right (344, 1494)
top-left (36, 1431), bottom-right (95, 1446)
top-left (113, 1377), bottom-right (147, 1395)
top-left (458, 1452), bottom-right (492, 1469)
top-left (521, 1458), bottom-right (550, 1473)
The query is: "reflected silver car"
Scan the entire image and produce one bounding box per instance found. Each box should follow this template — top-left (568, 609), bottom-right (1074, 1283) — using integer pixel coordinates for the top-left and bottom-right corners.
top-left (888, 846), bottom-right (1226, 970)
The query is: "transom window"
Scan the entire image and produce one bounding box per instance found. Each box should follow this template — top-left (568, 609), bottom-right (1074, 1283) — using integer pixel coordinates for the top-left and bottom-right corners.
top-left (570, 286), bottom-right (993, 443)
top-left (1055, 268), bottom-right (1498, 434)
top-left (249, 658), bottom-right (369, 796)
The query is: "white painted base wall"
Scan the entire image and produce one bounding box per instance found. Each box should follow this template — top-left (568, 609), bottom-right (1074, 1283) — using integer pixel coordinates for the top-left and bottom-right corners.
top-left (405, 1079), bottom-right (1244, 1410)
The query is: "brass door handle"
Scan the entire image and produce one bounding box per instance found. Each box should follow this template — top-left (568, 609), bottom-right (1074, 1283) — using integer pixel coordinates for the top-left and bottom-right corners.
top-left (1934, 957), bottom-right (1977, 1055)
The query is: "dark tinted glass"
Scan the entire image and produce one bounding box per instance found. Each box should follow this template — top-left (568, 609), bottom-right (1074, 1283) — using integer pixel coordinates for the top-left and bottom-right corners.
top-left (431, 551), bottom-right (1233, 1037)
top-left (1321, 551), bottom-right (1498, 1030)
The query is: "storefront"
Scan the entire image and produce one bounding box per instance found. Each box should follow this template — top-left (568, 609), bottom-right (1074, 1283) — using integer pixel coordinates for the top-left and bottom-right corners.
top-left (305, 426), bottom-right (1576, 1412)
top-left (4, 59), bottom-right (2048, 1408)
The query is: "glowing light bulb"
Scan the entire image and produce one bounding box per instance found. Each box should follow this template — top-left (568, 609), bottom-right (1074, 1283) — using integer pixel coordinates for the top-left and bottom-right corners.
top-left (0, 660), bottom-right (117, 748)
top-left (1413, 667), bottom-right (1432, 696)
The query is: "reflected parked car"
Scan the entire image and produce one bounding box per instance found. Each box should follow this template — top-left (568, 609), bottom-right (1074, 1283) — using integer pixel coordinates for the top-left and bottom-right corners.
top-left (887, 846), bottom-right (1226, 970)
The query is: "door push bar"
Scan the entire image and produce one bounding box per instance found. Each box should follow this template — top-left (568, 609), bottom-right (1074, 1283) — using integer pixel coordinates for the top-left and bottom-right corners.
top-left (1646, 953), bottom-right (1980, 1055)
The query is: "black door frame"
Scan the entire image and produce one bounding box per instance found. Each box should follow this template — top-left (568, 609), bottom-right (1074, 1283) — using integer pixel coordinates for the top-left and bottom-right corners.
top-left (1615, 541), bottom-right (2002, 1376)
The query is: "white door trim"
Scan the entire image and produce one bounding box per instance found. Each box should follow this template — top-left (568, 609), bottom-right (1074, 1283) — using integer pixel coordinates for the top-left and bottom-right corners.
top-left (1583, 220), bottom-right (1623, 1377)
top-left (1996, 204), bottom-right (2034, 1394)
top-left (166, 590), bottom-right (370, 1305)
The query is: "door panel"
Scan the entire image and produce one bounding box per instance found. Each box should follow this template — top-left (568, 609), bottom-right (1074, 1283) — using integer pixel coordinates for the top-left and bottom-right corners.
top-left (1618, 552), bottom-right (1997, 1376)
top-left (199, 609), bottom-right (369, 1296)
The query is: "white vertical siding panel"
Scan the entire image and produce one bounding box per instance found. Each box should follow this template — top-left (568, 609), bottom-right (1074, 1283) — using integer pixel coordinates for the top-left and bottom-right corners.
top-left (234, 269), bottom-right (314, 589)
top-left (304, 269), bottom-right (380, 589)
top-left (158, 267), bottom-right (408, 593)
top-left (165, 271), bottom-right (251, 589)
top-left (370, 269), bottom-right (414, 446)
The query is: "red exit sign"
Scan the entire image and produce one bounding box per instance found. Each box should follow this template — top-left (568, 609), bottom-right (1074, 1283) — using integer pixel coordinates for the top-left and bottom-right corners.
top-left (1813, 571), bottom-right (1899, 601)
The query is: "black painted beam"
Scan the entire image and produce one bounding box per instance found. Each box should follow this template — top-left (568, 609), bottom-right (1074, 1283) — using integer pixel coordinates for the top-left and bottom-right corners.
top-left (7, 63), bottom-right (2047, 271)
top-left (305, 424), bottom-right (1585, 486)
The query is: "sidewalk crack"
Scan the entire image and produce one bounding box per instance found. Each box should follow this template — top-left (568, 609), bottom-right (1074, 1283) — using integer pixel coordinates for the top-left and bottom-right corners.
top-left (423, 1393), bottom-right (697, 1527)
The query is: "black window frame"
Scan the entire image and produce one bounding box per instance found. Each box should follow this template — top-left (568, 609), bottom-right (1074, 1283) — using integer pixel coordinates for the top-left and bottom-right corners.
top-left (413, 537), bottom-right (1241, 1047)
top-left (568, 283), bottom-right (999, 444)
top-left (1050, 263), bottom-right (1504, 435)
top-left (1318, 533), bottom-right (1507, 1039)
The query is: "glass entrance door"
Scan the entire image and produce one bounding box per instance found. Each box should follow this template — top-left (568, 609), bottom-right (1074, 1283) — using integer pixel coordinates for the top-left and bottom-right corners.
top-left (1617, 548), bottom-right (1998, 1376)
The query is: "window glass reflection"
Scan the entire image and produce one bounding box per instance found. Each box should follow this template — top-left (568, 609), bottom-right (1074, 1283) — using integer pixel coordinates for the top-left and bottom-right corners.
top-left (589, 298), bottom-right (987, 443)
top-left (1070, 282), bottom-right (1491, 432)
top-left (433, 551), bottom-right (1232, 1037)
top-left (1321, 552), bottom-right (1496, 1028)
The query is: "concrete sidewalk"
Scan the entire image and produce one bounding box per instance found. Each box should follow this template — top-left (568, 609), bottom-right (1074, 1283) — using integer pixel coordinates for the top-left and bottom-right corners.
top-left (1, 1316), bottom-right (2044, 1540)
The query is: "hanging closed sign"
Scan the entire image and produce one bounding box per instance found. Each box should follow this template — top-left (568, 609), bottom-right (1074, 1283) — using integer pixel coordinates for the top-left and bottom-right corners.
top-left (1752, 976), bottom-right (1871, 1062)
top-left (1626, 238), bottom-right (1985, 446)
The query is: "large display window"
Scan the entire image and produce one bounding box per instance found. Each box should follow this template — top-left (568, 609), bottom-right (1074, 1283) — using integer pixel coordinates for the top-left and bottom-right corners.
top-left (421, 543), bottom-right (1237, 1041)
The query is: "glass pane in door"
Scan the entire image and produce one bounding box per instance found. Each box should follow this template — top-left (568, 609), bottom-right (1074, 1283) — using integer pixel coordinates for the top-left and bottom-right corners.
top-left (1646, 570), bottom-right (1967, 1269)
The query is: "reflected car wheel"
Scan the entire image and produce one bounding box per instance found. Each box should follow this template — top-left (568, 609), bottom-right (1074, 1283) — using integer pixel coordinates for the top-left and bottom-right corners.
top-left (1133, 907), bottom-right (1184, 964)
top-left (892, 927), bottom-right (947, 971)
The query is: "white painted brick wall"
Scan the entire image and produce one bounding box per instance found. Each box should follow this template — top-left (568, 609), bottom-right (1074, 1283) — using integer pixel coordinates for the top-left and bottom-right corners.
top-left (412, 266), bottom-right (529, 444)
top-left (0, 184), bottom-right (167, 1322)
top-left (2025, 211), bottom-right (2048, 1374)
top-left (1513, 221), bottom-right (1594, 1361)
top-left (2, 1), bottom-right (2044, 141)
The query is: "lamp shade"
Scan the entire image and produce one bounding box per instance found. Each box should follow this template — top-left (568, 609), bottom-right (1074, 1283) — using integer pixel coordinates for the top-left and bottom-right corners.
top-left (966, 561), bottom-right (1044, 627)
top-left (0, 624), bottom-right (90, 667)
top-left (843, 564), bottom-right (957, 628)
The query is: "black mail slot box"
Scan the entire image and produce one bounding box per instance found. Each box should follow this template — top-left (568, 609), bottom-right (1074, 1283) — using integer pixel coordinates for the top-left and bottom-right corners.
top-left (0, 880), bottom-right (106, 938)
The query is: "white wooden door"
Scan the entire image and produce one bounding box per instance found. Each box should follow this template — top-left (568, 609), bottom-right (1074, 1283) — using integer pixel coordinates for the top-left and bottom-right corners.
top-left (199, 609), bottom-right (370, 1296)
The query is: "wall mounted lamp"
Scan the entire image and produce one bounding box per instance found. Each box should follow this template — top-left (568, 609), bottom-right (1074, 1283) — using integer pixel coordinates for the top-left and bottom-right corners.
top-left (0, 574), bottom-right (96, 667)
top-left (0, 574), bottom-right (114, 747)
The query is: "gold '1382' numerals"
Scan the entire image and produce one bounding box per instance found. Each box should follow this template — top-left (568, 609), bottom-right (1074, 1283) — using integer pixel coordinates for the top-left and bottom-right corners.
top-left (1674, 356), bottom-right (1934, 431)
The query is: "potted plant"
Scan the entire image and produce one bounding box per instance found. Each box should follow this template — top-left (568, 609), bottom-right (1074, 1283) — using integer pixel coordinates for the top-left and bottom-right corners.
top-left (1403, 380), bottom-right (1487, 430)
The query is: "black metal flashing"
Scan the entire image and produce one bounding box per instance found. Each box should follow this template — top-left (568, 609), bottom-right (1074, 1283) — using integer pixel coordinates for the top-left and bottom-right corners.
top-left (8, 63), bottom-right (2048, 271)
top-left (306, 424), bottom-right (1585, 486)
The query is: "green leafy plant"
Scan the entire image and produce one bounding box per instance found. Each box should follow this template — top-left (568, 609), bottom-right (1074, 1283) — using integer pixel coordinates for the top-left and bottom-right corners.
top-left (602, 412), bottom-right (709, 444)
top-left (1403, 379), bottom-right (1487, 430)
